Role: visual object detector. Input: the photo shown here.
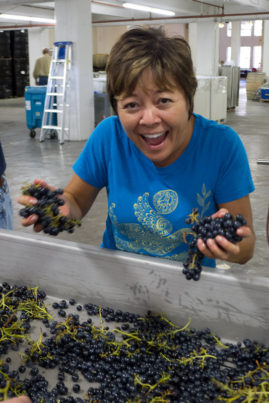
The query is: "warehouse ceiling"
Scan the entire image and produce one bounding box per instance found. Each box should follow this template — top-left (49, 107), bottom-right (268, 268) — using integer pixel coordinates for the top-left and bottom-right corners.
top-left (0, 0), bottom-right (269, 28)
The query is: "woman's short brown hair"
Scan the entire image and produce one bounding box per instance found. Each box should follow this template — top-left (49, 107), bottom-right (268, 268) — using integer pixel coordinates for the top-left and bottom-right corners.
top-left (106, 26), bottom-right (197, 119)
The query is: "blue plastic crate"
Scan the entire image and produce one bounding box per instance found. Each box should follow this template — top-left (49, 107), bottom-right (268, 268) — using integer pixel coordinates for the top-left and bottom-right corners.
top-left (261, 87), bottom-right (269, 100)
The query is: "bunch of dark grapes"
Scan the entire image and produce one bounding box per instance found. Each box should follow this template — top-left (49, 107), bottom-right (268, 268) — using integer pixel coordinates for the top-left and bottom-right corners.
top-left (19, 183), bottom-right (81, 236)
top-left (183, 208), bottom-right (247, 281)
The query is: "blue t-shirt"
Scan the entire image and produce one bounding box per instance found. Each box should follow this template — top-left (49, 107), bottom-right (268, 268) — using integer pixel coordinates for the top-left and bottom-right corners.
top-left (73, 114), bottom-right (254, 267)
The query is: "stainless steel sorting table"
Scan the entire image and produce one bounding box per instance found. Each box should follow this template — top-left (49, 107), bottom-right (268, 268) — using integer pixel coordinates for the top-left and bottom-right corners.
top-left (1, 230), bottom-right (268, 344)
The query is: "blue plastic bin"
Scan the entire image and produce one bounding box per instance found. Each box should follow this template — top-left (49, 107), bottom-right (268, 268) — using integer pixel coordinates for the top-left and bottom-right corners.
top-left (25, 86), bottom-right (47, 138)
top-left (261, 87), bottom-right (269, 100)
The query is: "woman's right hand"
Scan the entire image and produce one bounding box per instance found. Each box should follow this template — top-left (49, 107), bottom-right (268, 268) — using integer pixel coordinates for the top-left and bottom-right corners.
top-left (17, 179), bottom-right (69, 232)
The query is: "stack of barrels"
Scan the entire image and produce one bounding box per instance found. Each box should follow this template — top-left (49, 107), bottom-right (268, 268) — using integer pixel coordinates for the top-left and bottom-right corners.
top-left (246, 72), bottom-right (266, 100)
top-left (0, 30), bottom-right (30, 99)
top-left (0, 31), bottom-right (13, 99)
top-left (11, 30), bottom-right (30, 97)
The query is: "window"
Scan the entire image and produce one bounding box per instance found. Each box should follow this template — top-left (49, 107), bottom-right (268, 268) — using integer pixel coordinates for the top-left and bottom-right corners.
top-left (253, 46), bottom-right (262, 69)
top-left (240, 46), bottom-right (251, 68)
top-left (227, 22), bottom-right (232, 37)
top-left (241, 21), bottom-right (252, 36)
top-left (254, 20), bottom-right (262, 36)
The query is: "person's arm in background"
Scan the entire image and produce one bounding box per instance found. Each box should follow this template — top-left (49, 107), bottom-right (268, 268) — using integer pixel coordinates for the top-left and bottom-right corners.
top-left (197, 195), bottom-right (255, 264)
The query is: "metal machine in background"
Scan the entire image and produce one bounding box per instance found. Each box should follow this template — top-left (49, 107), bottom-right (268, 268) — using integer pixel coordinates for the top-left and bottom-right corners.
top-left (193, 76), bottom-right (211, 119)
top-left (194, 76), bottom-right (227, 122)
top-left (93, 73), bottom-right (113, 126)
top-left (219, 65), bottom-right (240, 109)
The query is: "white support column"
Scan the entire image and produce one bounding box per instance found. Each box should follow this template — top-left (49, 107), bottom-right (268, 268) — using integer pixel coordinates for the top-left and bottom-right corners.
top-left (55, 0), bottom-right (94, 141)
top-left (231, 21), bottom-right (241, 66)
top-left (263, 20), bottom-right (269, 80)
top-left (188, 21), bottom-right (219, 76)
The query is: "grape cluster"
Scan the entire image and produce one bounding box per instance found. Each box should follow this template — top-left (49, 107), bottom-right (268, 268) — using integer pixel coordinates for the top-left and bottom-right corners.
top-left (0, 282), bottom-right (268, 402)
top-left (19, 183), bottom-right (81, 236)
top-left (183, 209), bottom-right (247, 281)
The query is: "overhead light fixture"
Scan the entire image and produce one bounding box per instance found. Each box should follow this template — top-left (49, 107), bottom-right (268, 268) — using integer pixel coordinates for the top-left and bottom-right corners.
top-left (218, 22), bottom-right (225, 28)
top-left (0, 14), bottom-right (56, 24)
top-left (122, 3), bottom-right (175, 16)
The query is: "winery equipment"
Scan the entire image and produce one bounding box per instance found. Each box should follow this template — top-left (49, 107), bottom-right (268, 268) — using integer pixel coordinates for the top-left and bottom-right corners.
top-left (219, 65), bottom-right (240, 108)
top-left (194, 76), bottom-right (227, 122)
top-left (210, 75), bottom-right (227, 121)
top-left (1, 229), bottom-right (268, 345)
top-left (193, 76), bottom-right (211, 119)
top-left (93, 73), bottom-right (113, 125)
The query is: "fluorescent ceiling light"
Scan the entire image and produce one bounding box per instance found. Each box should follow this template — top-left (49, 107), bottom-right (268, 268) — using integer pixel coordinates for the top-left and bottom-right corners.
top-left (218, 22), bottom-right (225, 28)
top-left (0, 14), bottom-right (55, 24)
top-left (123, 3), bottom-right (175, 16)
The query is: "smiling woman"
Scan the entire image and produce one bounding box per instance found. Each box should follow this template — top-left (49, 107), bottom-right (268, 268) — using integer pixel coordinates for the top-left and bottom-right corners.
top-left (18, 27), bottom-right (256, 272)
top-left (116, 68), bottom-right (193, 167)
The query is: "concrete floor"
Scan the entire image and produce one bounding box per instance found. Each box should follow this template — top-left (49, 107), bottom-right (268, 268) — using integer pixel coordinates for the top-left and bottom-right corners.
top-left (0, 81), bottom-right (268, 277)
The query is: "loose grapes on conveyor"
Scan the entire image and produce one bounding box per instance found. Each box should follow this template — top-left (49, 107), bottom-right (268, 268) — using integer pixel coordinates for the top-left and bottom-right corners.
top-left (0, 282), bottom-right (268, 402)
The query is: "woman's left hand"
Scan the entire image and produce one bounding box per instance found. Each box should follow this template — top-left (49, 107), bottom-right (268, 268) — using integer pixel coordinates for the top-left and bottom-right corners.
top-left (196, 205), bottom-right (255, 264)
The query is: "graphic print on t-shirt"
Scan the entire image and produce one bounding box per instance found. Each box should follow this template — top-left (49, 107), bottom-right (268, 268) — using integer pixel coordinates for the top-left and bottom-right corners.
top-left (108, 187), bottom-right (212, 261)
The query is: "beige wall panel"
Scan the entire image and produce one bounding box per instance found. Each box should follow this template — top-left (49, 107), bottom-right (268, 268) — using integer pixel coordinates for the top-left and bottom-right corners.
top-left (92, 25), bottom-right (126, 54)
top-left (163, 23), bottom-right (186, 38)
top-left (92, 23), bottom-right (187, 55)
top-left (48, 27), bottom-right (55, 48)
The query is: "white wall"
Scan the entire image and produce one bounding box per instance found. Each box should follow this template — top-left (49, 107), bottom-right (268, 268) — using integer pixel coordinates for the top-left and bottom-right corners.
top-left (188, 23), bottom-right (198, 74)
